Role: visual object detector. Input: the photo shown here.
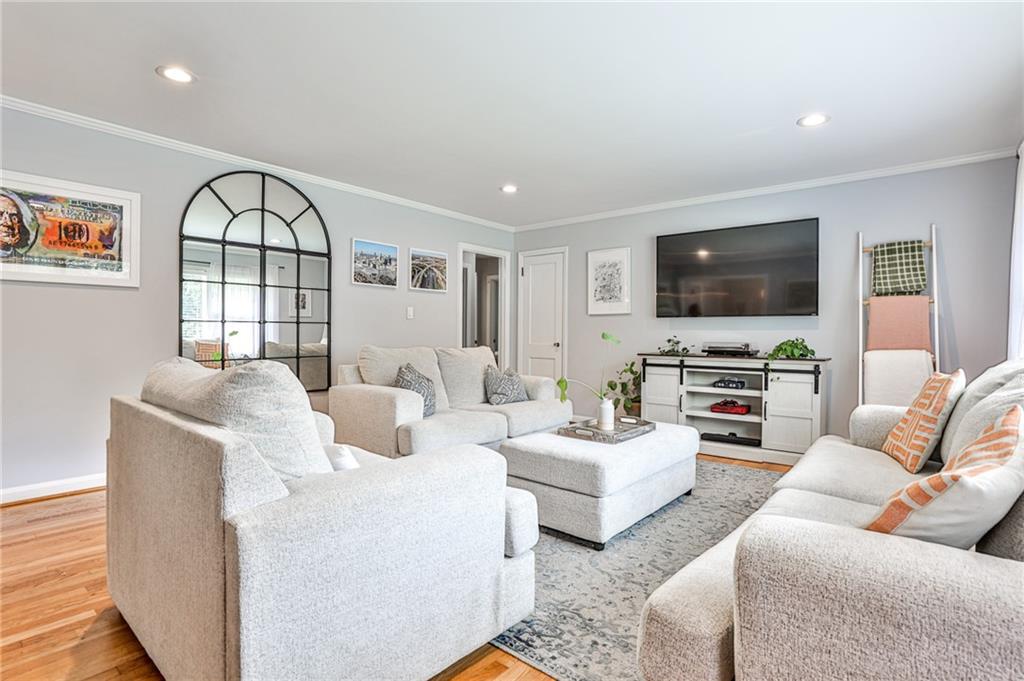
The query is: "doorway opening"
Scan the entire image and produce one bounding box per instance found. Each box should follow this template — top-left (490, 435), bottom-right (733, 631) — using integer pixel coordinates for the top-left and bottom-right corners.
top-left (457, 244), bottom-right (511, 369)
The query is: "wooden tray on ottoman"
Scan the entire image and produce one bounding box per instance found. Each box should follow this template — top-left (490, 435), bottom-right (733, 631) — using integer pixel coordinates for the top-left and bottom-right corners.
top-left (557, 416), bottom-right (656, 444)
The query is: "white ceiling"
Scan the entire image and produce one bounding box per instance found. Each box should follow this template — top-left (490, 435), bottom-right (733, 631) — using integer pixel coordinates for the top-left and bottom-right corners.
top-left (2, 2), bottom-right (1022, 229)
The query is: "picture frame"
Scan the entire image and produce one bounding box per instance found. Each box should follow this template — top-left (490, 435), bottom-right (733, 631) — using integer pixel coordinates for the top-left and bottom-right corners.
top-left (587, 246), bottom-right (631, 315)
top-left (408, 247), bottom-right (448, 293)
top-left (351, 238), bottom-right (399, 288)
top-left (0, 170), bottom-right (141, 287)
top-left (288, 288), bottom-right (313, 317)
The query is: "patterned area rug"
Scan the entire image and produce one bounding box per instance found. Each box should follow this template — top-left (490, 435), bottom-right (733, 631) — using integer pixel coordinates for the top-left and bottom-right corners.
top-left (493, 460), bottom-right (782, 681)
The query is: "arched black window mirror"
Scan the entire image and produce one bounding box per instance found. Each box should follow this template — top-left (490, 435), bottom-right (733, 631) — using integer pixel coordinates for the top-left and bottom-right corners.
top-left (179, 171), bottom-right (331, 391)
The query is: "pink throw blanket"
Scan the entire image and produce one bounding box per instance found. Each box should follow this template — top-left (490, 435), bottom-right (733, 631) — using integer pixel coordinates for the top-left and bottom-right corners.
top-left (867, 295), bottom-right (933, 352)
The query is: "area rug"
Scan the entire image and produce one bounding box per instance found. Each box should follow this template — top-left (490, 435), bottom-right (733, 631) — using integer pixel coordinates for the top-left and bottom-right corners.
top-left (492, 460), bottom-right (782, 681)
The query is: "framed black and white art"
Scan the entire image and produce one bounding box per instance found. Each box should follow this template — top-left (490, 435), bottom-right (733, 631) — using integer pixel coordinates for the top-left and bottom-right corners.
top-left (587, 246), bottom-right (631, 315)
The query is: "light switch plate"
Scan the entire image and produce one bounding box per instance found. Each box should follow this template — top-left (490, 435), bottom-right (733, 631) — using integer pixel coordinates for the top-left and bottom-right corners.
top-left (406, 306), bottom-right (415, 320)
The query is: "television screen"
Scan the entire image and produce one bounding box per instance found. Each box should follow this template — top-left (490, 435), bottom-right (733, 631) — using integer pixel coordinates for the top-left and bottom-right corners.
top-left (656, 219), bottom-right (819, 317)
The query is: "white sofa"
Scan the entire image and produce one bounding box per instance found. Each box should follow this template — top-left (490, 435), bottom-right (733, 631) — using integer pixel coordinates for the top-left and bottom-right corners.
top-left (637, 359), bottom-right (1024, 681)
top-left (329, 345), bottom-right (573, 457)
top-left (108, 370), bottom-right (538, 680)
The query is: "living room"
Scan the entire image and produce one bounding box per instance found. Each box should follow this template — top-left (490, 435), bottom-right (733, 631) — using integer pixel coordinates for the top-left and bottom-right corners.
top-left (1, 2), bottom-right (1022, 680)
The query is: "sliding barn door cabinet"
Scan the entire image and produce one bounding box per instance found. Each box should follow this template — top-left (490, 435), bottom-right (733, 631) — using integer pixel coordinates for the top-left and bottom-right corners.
top-left (640, 354), bottom-right (830, 465)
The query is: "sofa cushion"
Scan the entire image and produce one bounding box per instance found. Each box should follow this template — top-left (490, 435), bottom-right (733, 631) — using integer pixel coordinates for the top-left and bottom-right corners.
top-left (357, 345), bottom-right (450, 410)
top-left (940, 359), bottom-right (1024, 462)
top-left (758, 488), bottom-right (880, 527)
top-left (435, 346), bottom-right (496, 408)
top-left (141, 357), bottom-right (332, 482)
top-left (882, 369), bottom-right (965, 472)
top-left (397, 410), bottom-right (507, 455)
top-left (462, 399), bottom-right (572, 437)
top-left (393, 363), bottom-right (436, 417)
top-left (773, 435), bottom-right (941, 506)
top-left (867, 406), bottom-right (1024, 549)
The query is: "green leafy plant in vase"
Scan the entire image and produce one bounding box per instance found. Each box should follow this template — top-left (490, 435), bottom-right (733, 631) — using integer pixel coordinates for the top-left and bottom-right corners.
top-left (766, 337), bottom-right (816, 361)
top-left (607, 360), bottom-right (642, 417)
top-left (556, 331), bottom-right (622, 431)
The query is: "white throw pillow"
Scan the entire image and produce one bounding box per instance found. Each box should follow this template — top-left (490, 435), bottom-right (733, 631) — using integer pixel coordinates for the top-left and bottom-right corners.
top-left (141, 357), bottom-right (332, 481)
top-left (324, 443), bottom-right (361, 471)
top-left (866, 405), bottom-right (1024, 548)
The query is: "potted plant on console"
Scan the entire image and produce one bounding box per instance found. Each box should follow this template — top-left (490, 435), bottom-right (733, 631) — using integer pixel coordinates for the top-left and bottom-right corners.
top-left (766, 337), bottom-right (816, 361)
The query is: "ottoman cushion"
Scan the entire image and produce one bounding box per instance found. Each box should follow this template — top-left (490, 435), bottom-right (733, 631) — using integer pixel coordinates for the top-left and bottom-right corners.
top-left (499, 423), bottom-right (699, 497)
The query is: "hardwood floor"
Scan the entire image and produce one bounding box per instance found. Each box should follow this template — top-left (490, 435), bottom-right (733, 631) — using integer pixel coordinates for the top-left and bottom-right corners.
top-left (0, 454), bottom-right (787, 680)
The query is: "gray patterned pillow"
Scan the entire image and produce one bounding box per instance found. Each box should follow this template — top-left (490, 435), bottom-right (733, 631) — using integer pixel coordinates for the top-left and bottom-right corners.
top-left (485, 366), bottom-right (529, 405)
top-left (394, 363), bottom-right (436, 417)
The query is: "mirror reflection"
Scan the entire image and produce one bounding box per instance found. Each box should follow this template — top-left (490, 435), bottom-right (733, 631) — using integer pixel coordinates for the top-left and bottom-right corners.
top-left (179, 172), bottom-right (331, 390)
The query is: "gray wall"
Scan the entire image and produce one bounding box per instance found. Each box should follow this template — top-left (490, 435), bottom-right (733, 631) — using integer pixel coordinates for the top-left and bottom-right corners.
top-left (513, 158), bottom-right (1017, 432)
top-left (1, 109), bottom-right (512, 490)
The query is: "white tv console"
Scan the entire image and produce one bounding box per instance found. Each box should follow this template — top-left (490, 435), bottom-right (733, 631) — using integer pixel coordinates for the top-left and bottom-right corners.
top-left (639, 353), bottom-right (830, 465)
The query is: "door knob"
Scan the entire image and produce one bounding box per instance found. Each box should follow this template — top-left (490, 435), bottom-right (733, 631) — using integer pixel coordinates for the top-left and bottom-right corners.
top-left (553, 342), bottom-right (561, 348)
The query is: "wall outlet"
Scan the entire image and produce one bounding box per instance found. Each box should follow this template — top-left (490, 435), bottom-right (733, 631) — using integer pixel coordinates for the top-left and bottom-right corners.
top-left (406, 306), bottom-right (415, 320)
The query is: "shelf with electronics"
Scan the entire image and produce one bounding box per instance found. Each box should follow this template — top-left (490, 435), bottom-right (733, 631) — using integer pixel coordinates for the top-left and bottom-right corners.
top-left (639, 339), bottom-right (830, 465)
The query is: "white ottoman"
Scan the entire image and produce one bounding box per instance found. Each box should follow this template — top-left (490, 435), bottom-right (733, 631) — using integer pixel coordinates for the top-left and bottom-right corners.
top-left (498, 423), bottom-right (699, 549)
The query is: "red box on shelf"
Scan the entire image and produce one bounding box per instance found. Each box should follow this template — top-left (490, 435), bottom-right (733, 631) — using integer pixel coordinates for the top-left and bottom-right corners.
top-left (710, 401), bottom-right (751, 415)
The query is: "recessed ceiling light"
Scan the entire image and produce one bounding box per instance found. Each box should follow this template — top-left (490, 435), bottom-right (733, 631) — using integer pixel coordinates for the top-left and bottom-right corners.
top-left (696, 249), bottom-right (710, 259)
top-left (796, 112), bottom-right (830, 128)
top-left (269, 238), bottom-right (281, 244)
top-left (156, 65), bottom-right (196, 84)
top-left (500, 184), bottom-right (518, 194)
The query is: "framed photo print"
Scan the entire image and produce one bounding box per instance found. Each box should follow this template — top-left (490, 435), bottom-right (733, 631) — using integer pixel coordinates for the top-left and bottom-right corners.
top-left (409, 248), bottom-right (448, 293)
top-left (288, 288), bottom-right (313, 317)
top-left (587, 246), bottom-right (631, 315)
top-left (0, 171), bottom-right (141, 287)
top-left (351, 238), bottom-right (398, 288)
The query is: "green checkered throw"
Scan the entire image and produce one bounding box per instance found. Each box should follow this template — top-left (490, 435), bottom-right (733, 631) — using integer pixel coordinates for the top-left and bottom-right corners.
top-left (871, 240), bottom-right (927, 296)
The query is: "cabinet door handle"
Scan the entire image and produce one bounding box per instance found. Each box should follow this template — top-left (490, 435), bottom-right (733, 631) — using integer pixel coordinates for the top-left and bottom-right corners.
top-left (679, 394), bottom-right (684, 412)
top-left (763, 402), bottom-right (768, 421)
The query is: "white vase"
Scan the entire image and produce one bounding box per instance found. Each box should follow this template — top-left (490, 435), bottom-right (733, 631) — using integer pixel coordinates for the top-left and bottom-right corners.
top-left (598, 398), bottom-right (616, 431)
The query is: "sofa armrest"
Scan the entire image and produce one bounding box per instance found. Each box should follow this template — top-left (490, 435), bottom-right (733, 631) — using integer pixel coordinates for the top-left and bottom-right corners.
top-left (521, 375), bottom-right (557, 401)
top-left (328, 384), bottom-right (423, 457)
top-left (505, 487), bottom-right (539, 557)
top-left (848, 404), bottom-right (906, 449)
top-left (225, 445), bottom-right (508, 680)
top-left (734, 515), bottom-right (1024, 681)
top-left (312, 411), bottom-right (335, 444)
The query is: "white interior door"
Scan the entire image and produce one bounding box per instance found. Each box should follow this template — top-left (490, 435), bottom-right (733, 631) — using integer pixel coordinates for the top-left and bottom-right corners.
top-left (519, 250), bottom-right (565, 379)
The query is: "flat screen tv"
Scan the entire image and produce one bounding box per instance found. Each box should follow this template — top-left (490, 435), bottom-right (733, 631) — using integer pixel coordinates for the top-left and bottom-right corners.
top-left (656, 218), bottom-right (819, 318)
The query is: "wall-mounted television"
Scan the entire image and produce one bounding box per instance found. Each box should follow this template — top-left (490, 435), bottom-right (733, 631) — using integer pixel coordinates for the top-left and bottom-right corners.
top-left (656, 218), bottom-right (819, 318)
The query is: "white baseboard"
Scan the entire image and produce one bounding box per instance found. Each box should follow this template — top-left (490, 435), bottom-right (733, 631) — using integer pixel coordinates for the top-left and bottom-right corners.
top-left (1, 473), bottom-right (106, 504)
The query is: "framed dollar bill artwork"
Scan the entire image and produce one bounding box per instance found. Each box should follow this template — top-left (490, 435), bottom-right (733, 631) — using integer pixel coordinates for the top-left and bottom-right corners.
top-left (0, 171), bottom-right (141, 287)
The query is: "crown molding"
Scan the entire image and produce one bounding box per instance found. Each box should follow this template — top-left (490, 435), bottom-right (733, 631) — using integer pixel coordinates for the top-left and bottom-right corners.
top-left (514, 147), bottom-right (1019, 232)
top-left (1, 96), bottom-right (515, 233)
top-left (5, 96), bottom-right (1015, 235)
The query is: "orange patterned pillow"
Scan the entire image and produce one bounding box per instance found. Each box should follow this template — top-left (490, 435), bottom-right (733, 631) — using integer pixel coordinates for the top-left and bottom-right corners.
top-left (882, 369), bottom-right (965, 472)
top-left (867, 405), bottom-right (1024, 548)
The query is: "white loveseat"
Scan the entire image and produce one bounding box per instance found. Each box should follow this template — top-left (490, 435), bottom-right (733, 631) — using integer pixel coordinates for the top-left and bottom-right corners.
top-left (329, 345), bottom-right (573, 457)
top-left (637, 359), bottom-right (1024, 681)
